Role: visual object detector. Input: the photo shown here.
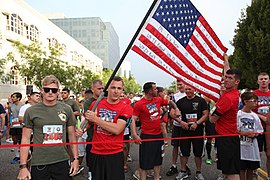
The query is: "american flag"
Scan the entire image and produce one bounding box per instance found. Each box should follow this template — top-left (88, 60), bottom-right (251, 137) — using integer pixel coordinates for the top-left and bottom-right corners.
top-left (132, 0), bottom-right (227, 101)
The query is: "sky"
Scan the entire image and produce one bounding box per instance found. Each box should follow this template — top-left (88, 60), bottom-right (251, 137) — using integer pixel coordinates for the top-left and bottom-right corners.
top-left (25, 0), bottom-right (251, 87)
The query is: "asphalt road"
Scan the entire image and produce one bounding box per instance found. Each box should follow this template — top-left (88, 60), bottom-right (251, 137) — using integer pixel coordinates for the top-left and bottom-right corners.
top-left (0, 136), bottom-right (267, 180)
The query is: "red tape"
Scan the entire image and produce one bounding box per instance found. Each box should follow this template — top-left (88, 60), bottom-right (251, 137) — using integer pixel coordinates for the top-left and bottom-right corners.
top-left (1, 132), bottom-right (269, 149)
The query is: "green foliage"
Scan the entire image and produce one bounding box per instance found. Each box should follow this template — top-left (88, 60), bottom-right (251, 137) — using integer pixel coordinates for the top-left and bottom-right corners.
top-left (231, 0), bottom-right (270, 89)
top-left (8, 41), bottom-right (99, 91)
top-left (6, 41), bottom-right (141, 93)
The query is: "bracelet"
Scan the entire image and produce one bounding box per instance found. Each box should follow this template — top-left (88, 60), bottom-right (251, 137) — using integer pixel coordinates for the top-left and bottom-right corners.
top-left (73, 157), bottom-right (79, 161)
top-left (0, 130), bottom-right (3, 133)
top-left (19, 164), bottom-right (27, 169)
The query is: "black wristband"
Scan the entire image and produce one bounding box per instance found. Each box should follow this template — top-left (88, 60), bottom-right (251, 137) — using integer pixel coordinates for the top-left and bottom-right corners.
top-left (19, 164), bottom-right (27, 169)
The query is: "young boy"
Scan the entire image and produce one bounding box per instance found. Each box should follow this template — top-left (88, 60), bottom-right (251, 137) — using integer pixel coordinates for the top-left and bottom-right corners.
top-left (237, 92), bottom-right (263, 180)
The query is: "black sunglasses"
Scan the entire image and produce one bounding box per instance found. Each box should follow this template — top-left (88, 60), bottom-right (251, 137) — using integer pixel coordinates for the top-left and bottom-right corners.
top-left (43, 87), bottom-right (58, 93)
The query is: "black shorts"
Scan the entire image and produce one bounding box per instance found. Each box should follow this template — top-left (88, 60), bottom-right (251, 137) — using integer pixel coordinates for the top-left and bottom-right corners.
top-left (90, 152), bottom-right (124, 180)
top-left (139, 133), bottom-right (164, 170)
top-left (86, 138), bottom-right (92, 168)
top-left (216, 136), bottom-right (240, 174)
top-left (257, 132), bottom-right (267, 152)
top-left (205, 120), bottom-right (216, 136)
top-left (31, 160), bottom-right (71, 180)
top-left (9, 128), bottom-right (22, 136)
top-left (179, 127), bottom-right (204, 157)
top-left (171, 126), bottom-right (181, 147)
top-left (240, 160), bottom-right (260, 170)
top-left (123, 135), bottom-right (130, 141)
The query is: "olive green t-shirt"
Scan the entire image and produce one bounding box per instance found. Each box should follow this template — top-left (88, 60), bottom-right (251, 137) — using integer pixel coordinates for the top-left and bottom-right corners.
top-left (23, 102), bottom-right (76, 166)
top-left (63, 98), bottom-right (80, 112)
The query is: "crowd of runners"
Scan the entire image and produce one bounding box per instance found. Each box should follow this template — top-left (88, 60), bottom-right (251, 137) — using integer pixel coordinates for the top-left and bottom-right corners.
top-left (0, 58), bottom-right (270, 180)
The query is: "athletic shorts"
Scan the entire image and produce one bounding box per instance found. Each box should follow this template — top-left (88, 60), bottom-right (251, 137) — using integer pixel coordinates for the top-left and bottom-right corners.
top-left (179, 127), bottom-right (204, 157)
top-left (90, 152), bottom-right (124, 180)
top-left (123, 135), bottom-right (130, 141)
top-left (205, 120), bottom-right (216, 136)
top-left (9, 128), bottom-right (22, 136)
top-left (216, 136), bottom-right (240, 175)
top-left (31, 160), bottom-right (71, 180)
top-left (240, 160), bottom-right (260, 170)
top-left (171, 126), bottom-right (181, 147)
top-left (257, 132), bottom-right (267, 152)
top-left (139, 133), bottom-right (164, 170)
top-left (86, 138), bottom-right (92, 168)
top-left (78, 137), bottom-right (86, 157)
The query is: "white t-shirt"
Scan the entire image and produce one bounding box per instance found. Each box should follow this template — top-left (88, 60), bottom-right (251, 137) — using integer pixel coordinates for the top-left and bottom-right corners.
top-left (18, 104), bottom-right (31, 117)
top-left (173, 91), bottom-right (186, 127)
top-left (237, 110), bottom-right (263, 161)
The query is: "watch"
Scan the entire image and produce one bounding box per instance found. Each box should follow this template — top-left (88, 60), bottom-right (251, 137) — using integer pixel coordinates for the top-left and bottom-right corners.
top-left (19, 164), bottom-right (27, 169)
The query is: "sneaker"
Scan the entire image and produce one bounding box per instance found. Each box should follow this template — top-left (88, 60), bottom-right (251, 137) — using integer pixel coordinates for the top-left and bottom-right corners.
top-left (175, 171), bottom-right (188, 180)
top-left (217, 174), bottom-right (226, 180)
top-left (127, 154), bottom-right (132, 162)
top-left (88, 171), bottom-right (92, 180)
top-left (10, 157), bottom-right (20, 164)
top-left (6, 138), bottom-right (13, 143)
top-left (206, 159), bottom-right (213, 165)
top-left (166, 166), bottom-right (178, 176)
top-left (195, 173), bottom-right (205, 180)
top-left (75, 165), bottom-right (84, 175)
top-left (186, 165), bottom-right (191, 175)
top-left (133, 170), bottom-right (140, 180)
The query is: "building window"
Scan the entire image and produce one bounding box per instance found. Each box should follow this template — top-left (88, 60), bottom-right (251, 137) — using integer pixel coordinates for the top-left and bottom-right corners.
top-left (10, 66), bottom-right (19, 85)
top-left (61, 43), bottom-right (67, 56)
top-left (48, 38), bottom-right (58, 47)
top-left (26, 25), bottom-right (39, 42)
top-left (6, 14), bottom-right (23, 36)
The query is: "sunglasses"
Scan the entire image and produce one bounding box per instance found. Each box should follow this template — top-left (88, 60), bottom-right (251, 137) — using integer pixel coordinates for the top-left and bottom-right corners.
top-left (43, 87), bottom-right (58, 93)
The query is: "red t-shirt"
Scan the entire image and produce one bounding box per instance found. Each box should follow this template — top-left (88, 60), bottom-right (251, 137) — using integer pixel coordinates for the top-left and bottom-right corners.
top-left (90, 98), bottom-right (132, 155)
top-left (253, 89), bottom-right (270, 128)
top-left (215, 89), bottom-right (240, 135)
top-left (133, 97), bottom-right (168, 135)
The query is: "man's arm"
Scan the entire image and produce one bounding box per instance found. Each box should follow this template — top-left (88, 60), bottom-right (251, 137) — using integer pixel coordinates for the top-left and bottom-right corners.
top-left (130, 115), bottom-right (141, 143)
top-left (209, 114), bottom-right (220, 123)
top-left (0, 113), bottom-right (4, 131)
top-left (85, 111), bottom-right (126, 135)
top-left (190, 109), bottom-right (209, 131)
top-left (67, 125), bottom-right (79, 176)
top-left (17, 127), bottom-right (32, 179)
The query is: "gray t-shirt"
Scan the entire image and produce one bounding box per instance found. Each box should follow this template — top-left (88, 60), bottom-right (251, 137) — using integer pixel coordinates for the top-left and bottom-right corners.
top-left (237, 110), bottom-right (264, 161)
top-left (24, 102), bottom-right (76, 166)
top-left (10, 103), bottom-right (23, 128)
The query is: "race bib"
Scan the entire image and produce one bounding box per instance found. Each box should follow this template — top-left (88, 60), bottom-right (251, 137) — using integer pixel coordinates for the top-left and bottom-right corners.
top-left (186, 114), bottom-right (197, 124)
top-left (11, 118), bottom-right (21, 128)
top-left (43, 125), bottom-right (63, 144)
top-left (240, 135), bottom-right (253, 145)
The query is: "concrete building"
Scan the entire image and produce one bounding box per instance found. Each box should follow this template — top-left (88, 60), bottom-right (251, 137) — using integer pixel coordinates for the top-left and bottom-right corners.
top-left (49, 17), bottom-right (120, 70)
top-left (0, 0), bottom-right (103, 99)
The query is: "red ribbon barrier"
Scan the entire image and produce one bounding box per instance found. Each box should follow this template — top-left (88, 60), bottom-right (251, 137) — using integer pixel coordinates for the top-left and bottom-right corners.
top-left (1, 132), bottom-right (269, 149)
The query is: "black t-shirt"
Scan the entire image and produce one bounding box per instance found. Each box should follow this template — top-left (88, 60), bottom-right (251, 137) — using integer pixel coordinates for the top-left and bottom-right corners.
top-left (176, 96), bottom-right (208, 127)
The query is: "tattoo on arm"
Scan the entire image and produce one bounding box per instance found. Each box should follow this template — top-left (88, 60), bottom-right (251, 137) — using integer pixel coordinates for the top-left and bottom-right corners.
top-left (168, 100), bottom-right (178, 109)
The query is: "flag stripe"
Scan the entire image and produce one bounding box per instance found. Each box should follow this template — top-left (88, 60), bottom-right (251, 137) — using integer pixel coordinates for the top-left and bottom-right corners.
top-left (189, 34), bottom-right (223, 70)
top-left (195, 22), bottom-right (223, 61)
top-left (145, 22), bottom-right (221, 84)
top-left (198, 16), bottom-right (227, 53)
top-left (138, 34), bottom-right (220, 91)
top-left (132, 44), bottom-right (220, 101)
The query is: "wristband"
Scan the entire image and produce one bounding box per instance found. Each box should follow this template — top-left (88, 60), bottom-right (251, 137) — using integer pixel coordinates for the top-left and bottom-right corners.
top-left (0, 130), bottom-right (3, 133)
top-left (195, 122), bottom-right (199, 125)
top-left (19, 164), bottom-right (27, 169)
top-left (73, 157), bottom-right (79, 161)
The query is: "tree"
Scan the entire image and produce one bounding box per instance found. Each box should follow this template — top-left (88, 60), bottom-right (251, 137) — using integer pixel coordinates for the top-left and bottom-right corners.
top-left (123, 76), bottom-right (142, 93)
top-left (230, 0), bottom-right (270, 89)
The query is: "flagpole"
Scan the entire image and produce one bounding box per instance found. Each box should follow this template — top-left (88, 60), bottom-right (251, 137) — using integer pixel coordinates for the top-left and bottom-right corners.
top-left (81, 0), bottom-right (159, 130)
